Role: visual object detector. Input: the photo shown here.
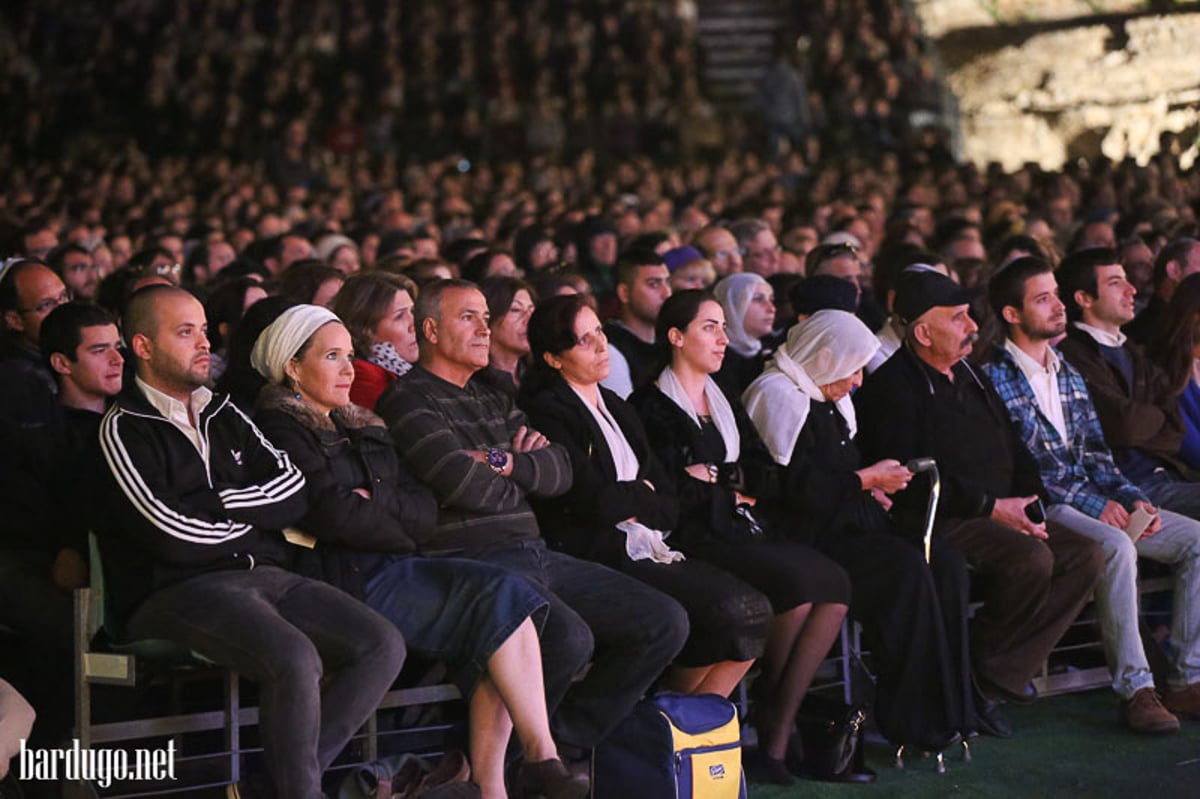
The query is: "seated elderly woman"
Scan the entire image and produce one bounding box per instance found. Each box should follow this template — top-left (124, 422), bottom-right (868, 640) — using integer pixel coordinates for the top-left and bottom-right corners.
top-left (629, 290), bottom-right (851, 785)
top-left (251, 306), bottom-right (587, 799)
top-left (518, 294), bottom-right (770, 700)
top-left (743, 309), bottom-right (976, 754)
top-left (333, 272), bottom-right (419, 411)
top-left (713, 273), bottom-right (777, 397)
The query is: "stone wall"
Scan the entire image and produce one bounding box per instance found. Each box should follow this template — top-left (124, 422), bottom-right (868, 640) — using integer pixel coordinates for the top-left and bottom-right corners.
top-left (913, 0), bottom-right (1143, 38)
top-left (912, 3), bottom-right (1200, 169)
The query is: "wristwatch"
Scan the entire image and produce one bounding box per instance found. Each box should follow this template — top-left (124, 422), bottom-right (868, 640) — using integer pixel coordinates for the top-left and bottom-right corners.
top-left (485, 447), bottom-right (509, 474)
top-left (707, 463), bottom-right (719, 484)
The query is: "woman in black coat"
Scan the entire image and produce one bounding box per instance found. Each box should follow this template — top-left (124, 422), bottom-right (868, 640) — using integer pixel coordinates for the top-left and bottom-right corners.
top-left (519, 295), bottom-right (770, 701)
top-left (628, 290), bottom-right (851, 784)
top-left (251, 305), bottom-right (587, 799)
top-left (744, 309), bottom-right (975, 754)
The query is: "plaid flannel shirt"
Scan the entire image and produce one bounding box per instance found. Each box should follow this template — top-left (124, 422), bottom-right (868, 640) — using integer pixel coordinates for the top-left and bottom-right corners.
top-left (982, 343), bottom-right (1145, 519)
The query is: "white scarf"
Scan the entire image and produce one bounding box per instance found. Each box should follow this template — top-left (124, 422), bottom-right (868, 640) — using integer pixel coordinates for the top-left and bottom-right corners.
top-left (572, 386), bottom-right (683, 564)
top-left (744, 310), bottom-right (879, 466)
top-left (572, 386), bottom-right (640, 481)
top-left (657, 365), bottom-right (740, 463)
top-left (251, 304), bottom-right (340, 384)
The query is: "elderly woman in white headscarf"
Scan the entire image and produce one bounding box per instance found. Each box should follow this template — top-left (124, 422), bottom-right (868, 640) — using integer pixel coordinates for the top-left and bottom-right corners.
top-left (250, 305), bottom-right (589, 799)
top-left (744, 310), bottom-right (982, 756)
top-left (713, 272), bottom-right (777, 397)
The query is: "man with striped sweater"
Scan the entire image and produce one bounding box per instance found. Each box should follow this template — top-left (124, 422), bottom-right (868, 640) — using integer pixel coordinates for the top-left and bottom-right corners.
top-left (92, 285), bottom-right (406, 798)
top-left (378, 279), bottom-right (688, 755)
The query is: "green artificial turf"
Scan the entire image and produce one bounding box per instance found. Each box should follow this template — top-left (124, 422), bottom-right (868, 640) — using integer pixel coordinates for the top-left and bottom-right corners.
top-left (749, 689), bottom-right (1200, 798)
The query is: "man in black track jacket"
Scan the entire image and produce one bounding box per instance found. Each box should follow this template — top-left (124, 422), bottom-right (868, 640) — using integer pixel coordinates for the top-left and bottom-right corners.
top-left (92, 285), bottom-right (405, 799)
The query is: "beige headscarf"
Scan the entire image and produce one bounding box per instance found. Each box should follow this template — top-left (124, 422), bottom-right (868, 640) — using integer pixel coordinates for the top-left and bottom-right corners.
top-left (743, 310), bottom-right (879, 465)
top-left (251, 304), bottom-right (341, 384)
top-left (714, 273), bottom-right (771, 358)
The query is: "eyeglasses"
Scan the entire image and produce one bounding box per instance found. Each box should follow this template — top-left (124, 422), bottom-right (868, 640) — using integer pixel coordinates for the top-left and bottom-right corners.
top-left (808, 242), bottom-right (862, 271)
top-left (20, 288), bottom-right (72, 315)
top-left (742, 245), bottom-right (782, 258)
top-left (821, 242), bottom-right (859, 258)
top-left (140, 262), bottom-right (184, 279)
top-left (572, 327), bottom-right (607, 349)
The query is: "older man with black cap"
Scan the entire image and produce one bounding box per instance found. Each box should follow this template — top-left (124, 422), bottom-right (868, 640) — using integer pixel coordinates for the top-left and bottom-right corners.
top-left (854, 268), bottom-right (1104, 734)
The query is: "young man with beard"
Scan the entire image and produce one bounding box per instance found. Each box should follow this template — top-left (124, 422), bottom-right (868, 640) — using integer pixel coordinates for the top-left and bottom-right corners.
top-left (984, 256), bottom-right (1200, 732)
top-left (92, 285), bottom-right (406, 797)
top-left (600, 250), bottom-right (673, 399)
top-left (854, 269), bottom-right (1103, 736)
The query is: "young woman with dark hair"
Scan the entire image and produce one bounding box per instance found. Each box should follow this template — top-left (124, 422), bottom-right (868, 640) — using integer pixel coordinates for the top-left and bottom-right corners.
top-left (627, 289), bottom-right (853, 784)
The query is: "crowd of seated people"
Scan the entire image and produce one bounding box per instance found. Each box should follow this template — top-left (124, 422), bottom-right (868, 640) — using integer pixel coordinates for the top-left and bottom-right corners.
top-left (4, 2), bottom-right (1200, 795)
top-left (3, 139), bottom-right (1200, 794)
top-left (1, 0), bottom-right (949, 171)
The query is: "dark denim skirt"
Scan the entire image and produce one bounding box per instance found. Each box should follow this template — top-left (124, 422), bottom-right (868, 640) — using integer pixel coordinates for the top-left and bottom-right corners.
top-left (364, 555), bottom-right (548, 695)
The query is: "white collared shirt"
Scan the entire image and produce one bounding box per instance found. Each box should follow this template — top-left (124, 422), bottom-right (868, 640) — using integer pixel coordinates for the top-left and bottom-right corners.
top-left (1073, 320), bottom-right (1127, 348)
top-left (136, 376), bottom-right (214, 458)
top-left (1004, 338), bottom-right (1069, 442)
top-left (867, 321), bottom-right (902, 374)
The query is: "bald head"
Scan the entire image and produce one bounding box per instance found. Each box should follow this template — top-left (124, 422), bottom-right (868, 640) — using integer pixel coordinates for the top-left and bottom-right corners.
top-left (1, 262), bottom-right (69, 348)
top-left (123, 285), bottom-right (196, 345)
top-left (124, 286), bottom-right (211, 400)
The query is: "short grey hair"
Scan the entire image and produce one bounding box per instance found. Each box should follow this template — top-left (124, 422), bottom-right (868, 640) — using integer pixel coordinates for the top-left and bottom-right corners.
top-left (413, 278), bottom-right (478, 344)
top-left (727, 218), bottom-right (770, 248)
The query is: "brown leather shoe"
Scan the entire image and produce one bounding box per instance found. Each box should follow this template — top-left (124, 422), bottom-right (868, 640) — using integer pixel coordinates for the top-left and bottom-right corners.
top-left (1163, 682), bottom-right (1200, 720)
top-left (517, 758), bottom-right (590, 799)
top-left (1121, 687), bottom-right (1181, 734)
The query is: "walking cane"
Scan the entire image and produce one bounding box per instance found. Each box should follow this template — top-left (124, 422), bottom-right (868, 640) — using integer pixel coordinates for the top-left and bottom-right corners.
top-left (894, 457), bottom-right (968, 771)
top-left (906, 457), bottom-right (940, 564)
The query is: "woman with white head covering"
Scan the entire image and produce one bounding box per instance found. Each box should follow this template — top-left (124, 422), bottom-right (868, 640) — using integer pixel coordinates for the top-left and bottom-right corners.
top-left (713, 273), bottom-right (776, 397)
top-left (252, 306), bottom-right (589, 799)
top-left (744, 310), bottom-right (982, 755)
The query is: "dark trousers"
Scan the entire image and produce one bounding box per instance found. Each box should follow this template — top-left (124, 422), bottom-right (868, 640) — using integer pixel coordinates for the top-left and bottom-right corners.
top-left (821, 532), bottom-right (973, 744)
top-left (0, 550), bottom-right (72, 654)
top-left (479, 539), bottom-right (689, 749)
top-left (126, 566), bottom-right (407, 799)
top-left (937, 517), bottom-right (1104, 695)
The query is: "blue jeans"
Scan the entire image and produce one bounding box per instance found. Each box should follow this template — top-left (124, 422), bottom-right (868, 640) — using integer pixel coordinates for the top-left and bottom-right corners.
top-left (126, 566), bottom-right (407, 799)
top-left (477, 539), bottom-right (689, 748)
top-left (1048, 504), bottom-right (1200, 697)
top-left (1142, 469), bottom-right (1200, 520)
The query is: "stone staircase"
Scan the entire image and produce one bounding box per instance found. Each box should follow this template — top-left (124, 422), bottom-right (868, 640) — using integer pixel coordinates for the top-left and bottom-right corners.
top-left (695, 0), bottom-right (786, 112)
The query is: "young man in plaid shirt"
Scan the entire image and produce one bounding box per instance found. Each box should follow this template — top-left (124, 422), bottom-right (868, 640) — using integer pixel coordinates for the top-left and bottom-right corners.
top-left (984, 256), bottom-right (1200, 733)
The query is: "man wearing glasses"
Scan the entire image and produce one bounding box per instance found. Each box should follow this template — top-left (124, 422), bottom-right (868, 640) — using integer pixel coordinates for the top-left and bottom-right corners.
top-left (693, 225), bottom-right (744, 277)
top-left (806, 241), bottom-right (865, 306)
top-left (729, 218), bottom-right (782, 277)
top-left (0, 261), bottom-right (74, 662)
top-left (1, 260), bottom-right (72, 391)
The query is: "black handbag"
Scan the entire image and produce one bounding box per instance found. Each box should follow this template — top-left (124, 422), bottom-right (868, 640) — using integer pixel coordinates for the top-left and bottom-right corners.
top-left (791, 693), bottom-right (871, 782)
